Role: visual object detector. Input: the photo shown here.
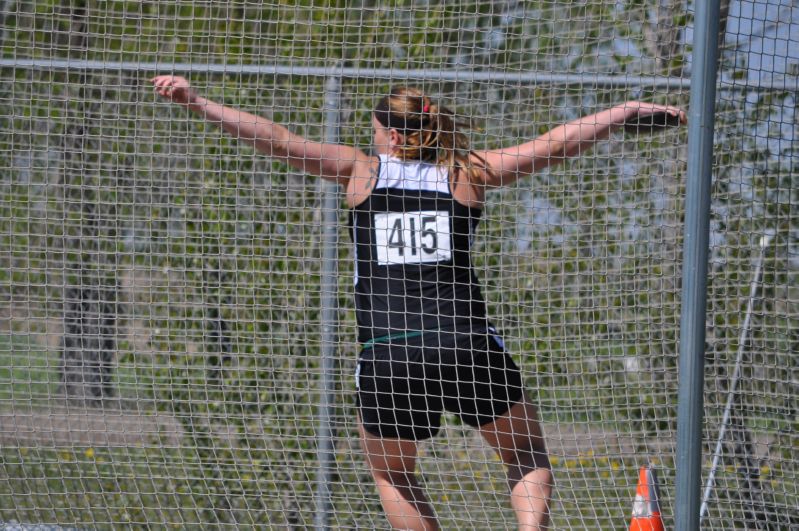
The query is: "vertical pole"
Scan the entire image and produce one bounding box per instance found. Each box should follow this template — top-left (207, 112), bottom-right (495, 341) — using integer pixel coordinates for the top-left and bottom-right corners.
top-left (315, 70), bottom-right (342, 531)
top-left (675, 1), bottom-right (722, 530)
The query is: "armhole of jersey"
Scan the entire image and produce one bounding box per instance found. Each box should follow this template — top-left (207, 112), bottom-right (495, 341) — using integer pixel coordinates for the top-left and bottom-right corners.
top-left (447, 163), bottom-right (455, 198)
top-left (488, 326), bottom-right (506, 351)
top-left (351, 210), bottom-right (359, 286)
top-left (350, 156), bottom-right (382, 285)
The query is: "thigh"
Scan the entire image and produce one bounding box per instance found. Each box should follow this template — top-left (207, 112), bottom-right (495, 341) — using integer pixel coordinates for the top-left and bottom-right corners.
top-left (479, 396), bottom-right (548, 463)
top-left (358, 420), bottom-right (421, 474)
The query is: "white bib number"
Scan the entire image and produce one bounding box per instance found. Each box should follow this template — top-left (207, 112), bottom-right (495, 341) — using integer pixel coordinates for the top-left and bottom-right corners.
top-left (374, 211), bottom-right (451, 265)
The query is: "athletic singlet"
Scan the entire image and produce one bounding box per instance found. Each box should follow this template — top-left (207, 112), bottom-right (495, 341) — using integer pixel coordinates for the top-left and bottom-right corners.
top-left (348, 154), bottom-right (489, 344)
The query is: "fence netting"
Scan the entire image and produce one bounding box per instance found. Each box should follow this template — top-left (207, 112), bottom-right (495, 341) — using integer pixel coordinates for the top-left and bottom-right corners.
top-left (0, 1), bottom-right (796, 529)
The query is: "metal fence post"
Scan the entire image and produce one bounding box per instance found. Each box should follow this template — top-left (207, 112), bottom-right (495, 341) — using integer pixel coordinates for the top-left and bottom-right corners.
top-left (675, 1), bottom-right (722, 529)
top-left (315, 70), bottom-right (343, 531)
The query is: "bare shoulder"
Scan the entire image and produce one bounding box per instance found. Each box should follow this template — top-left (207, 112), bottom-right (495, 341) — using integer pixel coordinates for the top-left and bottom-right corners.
top-left (468, 151), bottom-right (492, 175)
top-left (345, 155), bottom-right (381, 207)
top-left (450, 155), bottom-right (488, 208)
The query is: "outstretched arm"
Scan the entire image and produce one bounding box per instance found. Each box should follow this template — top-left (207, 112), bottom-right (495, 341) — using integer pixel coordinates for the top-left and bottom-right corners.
top-left (474, 101), bottom-right (687, 187)
top-left (150, 75), bottom-right (369, 185)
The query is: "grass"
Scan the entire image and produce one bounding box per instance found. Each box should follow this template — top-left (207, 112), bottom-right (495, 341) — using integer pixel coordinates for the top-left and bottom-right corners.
top-left (0, 444), bottom-right (655, 530)
top-left (0, 446), bottom-right (218, 528)
top-left (0, 332), bottom-right (151, 406)
top-left (0, 333), bottom-right (61, 404)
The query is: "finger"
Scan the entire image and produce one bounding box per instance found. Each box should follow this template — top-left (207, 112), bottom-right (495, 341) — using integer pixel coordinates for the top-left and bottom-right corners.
top-left (158, 82), bottom-right (176, 94)
top-left (664, 107), bottom-right (687, 124)
top-left (152, 76), bottom-right (176, 89)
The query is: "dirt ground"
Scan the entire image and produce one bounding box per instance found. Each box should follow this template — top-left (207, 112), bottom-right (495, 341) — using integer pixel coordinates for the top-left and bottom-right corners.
top-left (0, 402), bottom-right (184, 448)
top-left (0, 401), bottom-right (675, 460)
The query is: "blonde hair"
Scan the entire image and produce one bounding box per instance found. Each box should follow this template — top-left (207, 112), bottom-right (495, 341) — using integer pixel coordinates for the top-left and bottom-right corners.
top-left (373, 86), bottom-right (488, 187)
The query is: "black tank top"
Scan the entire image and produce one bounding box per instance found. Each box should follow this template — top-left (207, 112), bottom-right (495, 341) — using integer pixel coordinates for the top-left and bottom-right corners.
top-left (348, 155), bottom-right (489, 344)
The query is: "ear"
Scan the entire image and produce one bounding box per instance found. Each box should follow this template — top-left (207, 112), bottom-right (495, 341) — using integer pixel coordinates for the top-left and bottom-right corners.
top-left (388, 128), bottom-right (404, 149)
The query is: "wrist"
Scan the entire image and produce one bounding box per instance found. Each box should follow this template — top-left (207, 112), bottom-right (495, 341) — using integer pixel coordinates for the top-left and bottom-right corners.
top-left (185, 94), bottom-right (206, 111)
top-left (609, 103), bottom-right (637, 126)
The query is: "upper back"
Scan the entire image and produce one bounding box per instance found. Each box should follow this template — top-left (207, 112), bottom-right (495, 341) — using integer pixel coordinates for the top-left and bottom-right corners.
top-left (375, 155), bottom-right (450, 194)
top-left (346, 154), bottom-right (486, 208)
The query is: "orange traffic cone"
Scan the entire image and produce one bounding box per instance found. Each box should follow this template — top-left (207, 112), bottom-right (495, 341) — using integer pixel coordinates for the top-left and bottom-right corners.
top-left (629, 465), bottom-right (665, 531)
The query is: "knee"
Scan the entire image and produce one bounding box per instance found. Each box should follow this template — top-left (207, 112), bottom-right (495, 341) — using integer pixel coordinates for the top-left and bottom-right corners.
top-left (507, 455), bottom-right (553, 496)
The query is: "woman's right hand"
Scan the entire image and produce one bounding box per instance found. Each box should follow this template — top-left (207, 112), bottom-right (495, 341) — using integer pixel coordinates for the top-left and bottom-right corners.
top-left (615, 101), bottom-right (687, 131)
top-left (150, 75), bottom-right (197, 106)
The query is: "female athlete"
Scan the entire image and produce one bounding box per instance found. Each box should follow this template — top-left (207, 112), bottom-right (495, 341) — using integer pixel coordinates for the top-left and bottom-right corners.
top-left (151, 75), bottom-right (685, 530)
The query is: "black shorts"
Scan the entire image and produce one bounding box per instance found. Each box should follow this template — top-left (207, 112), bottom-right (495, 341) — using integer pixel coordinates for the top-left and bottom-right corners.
top-left (355, 328), bottom-right (524, 441)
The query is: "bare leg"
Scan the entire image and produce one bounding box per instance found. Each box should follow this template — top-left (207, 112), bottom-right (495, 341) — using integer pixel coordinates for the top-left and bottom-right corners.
top-left (358, 421), bottom-right (439, 531)
top-left (479, 396), bottom-right (552, 530)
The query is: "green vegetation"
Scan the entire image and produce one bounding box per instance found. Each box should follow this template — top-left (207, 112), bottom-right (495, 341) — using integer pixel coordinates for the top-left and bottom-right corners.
top-left (0, 334), bottom-right (60, 403)
top-left (0, 441), bottom-right (665, 529)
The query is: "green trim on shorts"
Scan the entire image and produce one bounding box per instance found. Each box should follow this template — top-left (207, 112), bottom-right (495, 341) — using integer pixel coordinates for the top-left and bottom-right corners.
top-left (361, 330), bottom-right (426, 349)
